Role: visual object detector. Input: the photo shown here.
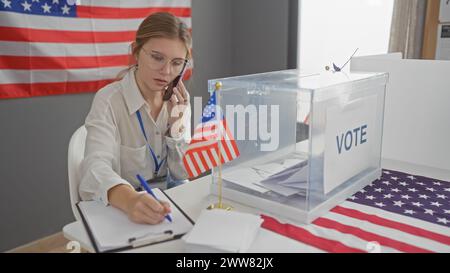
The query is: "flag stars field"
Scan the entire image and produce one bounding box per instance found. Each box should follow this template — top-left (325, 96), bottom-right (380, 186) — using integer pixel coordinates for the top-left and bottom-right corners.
top-left (349, 169), bottom-right (450, 229)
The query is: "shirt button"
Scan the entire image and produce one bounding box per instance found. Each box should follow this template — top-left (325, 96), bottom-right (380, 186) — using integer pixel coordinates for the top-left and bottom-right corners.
top-left (157, 155), bottom-right (161, 159)
top-left (156, 131), bottom-right (160, 135)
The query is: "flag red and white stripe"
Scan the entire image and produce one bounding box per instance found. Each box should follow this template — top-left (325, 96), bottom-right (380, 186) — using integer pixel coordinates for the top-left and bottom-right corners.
top-left (183, 119), bottom-right (240, 178)
top-left (263, 201), bottom-right (450, 253)
top-left (0, 0), bottom-right (192, 99)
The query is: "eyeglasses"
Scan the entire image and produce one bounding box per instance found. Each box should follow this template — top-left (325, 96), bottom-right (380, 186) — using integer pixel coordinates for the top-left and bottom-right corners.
top-left (140, 47), bottom-right (190, 75)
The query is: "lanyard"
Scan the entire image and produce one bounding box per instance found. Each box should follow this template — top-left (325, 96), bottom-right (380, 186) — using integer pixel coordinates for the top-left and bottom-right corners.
top-left (136, 110), bottom-right (166, 176)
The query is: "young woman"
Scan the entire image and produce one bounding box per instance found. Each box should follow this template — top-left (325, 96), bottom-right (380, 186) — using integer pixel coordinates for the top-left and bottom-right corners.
top-left (79, 12), bottom-right (192, 225)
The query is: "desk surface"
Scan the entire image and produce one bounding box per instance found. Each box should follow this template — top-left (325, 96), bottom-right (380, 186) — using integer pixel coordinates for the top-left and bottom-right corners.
top-left (63, 158), bottom-right (450, 253)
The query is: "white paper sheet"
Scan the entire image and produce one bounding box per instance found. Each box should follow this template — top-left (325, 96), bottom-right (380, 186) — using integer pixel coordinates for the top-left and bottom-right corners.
top-left (183, 209), bottom-right (263, 253)
top-left (222, 156), bottom-right (308, 194)
top-left (78, 188), bottom-right (193, 252)
top-left (222, 168), bottom-right (271, 193)
top-left (257, 160), bottom-right (308, 196)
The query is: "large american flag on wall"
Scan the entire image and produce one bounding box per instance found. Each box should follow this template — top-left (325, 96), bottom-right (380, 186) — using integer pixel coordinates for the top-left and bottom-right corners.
top-left (0, 0), bottom-right (192, 99)
top-left (262, 169), bottom-right (450, 253)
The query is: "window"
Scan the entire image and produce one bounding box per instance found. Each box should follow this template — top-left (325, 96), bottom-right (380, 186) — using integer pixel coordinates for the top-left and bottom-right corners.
top-left (298, 0), bottom-right (394, 72)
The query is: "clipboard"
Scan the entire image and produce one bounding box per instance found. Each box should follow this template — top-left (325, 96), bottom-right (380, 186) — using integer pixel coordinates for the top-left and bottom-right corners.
top-left (76, 190), bottom-right (194, 253)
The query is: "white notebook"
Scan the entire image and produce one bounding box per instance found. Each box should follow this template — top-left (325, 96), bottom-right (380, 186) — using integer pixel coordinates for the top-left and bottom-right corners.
top-left (77, 188), bottom-right (194, 252)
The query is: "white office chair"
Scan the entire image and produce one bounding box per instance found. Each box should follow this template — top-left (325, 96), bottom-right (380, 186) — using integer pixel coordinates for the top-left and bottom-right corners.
top-left (68, 126), bottom-right (87, 221)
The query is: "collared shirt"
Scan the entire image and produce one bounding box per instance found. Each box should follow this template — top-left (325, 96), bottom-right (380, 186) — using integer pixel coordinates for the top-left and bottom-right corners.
top-left (79, 67), bottom-right (191, 205)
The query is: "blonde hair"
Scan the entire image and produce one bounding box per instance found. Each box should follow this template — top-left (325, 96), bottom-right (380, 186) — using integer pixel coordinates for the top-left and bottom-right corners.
top-left (116, 12), bottom-right (192, 80)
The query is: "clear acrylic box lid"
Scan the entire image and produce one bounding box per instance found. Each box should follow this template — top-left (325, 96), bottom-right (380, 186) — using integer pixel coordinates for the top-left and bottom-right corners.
top-left (212, 70), bottom-right (388, 98)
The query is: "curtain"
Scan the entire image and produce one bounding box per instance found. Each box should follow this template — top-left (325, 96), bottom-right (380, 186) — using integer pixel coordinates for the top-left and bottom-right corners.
top-left (389, 0), bottom-right (428, 59)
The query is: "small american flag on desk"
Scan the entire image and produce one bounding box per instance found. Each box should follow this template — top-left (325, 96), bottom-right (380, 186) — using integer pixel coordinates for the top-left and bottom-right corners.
top-left (0, 0), bottom-right (192, 99)
top-left (183, 90), bottom-right (240, 178)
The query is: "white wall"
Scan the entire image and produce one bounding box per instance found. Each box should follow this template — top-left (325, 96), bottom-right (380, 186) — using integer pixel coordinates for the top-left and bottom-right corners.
top-left (351, 54), bottom-right (450, 171)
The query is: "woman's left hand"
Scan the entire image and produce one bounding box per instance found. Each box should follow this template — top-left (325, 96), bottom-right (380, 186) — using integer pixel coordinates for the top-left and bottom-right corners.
top-left (167, 80), bottom-right (189, 137)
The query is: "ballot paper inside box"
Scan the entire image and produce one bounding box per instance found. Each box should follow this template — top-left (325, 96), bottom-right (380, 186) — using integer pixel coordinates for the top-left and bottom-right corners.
top-left (209, 70), bottom-right (388, 224)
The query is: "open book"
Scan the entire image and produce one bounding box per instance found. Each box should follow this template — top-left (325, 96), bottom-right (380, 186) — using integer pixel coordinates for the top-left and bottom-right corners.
top-left (77, 188), bottom-right (194, 253)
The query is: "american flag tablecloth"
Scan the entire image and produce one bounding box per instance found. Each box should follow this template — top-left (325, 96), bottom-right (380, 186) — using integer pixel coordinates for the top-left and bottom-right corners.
top-left (262, 169), bottom-right (450, 253)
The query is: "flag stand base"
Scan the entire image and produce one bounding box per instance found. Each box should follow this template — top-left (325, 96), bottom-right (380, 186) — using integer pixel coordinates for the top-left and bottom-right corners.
top-left (207, 203), bottom-right (233, 211)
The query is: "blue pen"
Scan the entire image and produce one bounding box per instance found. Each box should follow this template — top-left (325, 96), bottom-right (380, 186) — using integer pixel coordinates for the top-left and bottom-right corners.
top-left (136, 174), bottom-right (172, 223)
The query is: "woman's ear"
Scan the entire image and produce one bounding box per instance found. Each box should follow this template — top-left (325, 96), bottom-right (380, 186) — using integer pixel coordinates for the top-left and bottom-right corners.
top-left (131, 42), bottom-right (138, 62)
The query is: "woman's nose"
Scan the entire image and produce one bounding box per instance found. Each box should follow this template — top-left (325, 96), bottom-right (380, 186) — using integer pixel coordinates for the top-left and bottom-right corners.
top-left (160, 61), bottom-right (171, 75)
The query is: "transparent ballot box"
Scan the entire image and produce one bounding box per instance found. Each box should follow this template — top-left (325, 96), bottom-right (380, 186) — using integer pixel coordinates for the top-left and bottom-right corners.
top-left (209, 70), bottom-right (388, 224)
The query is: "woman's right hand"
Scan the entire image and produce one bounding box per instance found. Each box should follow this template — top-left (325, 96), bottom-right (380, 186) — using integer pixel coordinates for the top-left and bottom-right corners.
top-left (108, 184), bottom-right (171, 225)
top-left (125, 191), bottom-right (171, 225)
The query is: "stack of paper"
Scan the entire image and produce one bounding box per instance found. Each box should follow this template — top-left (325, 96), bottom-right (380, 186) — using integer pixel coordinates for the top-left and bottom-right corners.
top-left (258, 161), bottom-right (308, 196)
top-left (222, 156), bottom-right (308, 197)
top-left (221, 167), bottom-right (271, 193)
top-left (183, 209), bottom-right (263, 253)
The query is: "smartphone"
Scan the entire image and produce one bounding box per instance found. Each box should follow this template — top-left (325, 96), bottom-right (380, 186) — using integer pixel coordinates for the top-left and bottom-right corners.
top-left (163, 63), bottom-right (188, 101)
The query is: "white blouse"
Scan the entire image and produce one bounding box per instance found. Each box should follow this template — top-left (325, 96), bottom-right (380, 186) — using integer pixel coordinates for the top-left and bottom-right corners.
top-left (79, 67), bottom-right (191, 205)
